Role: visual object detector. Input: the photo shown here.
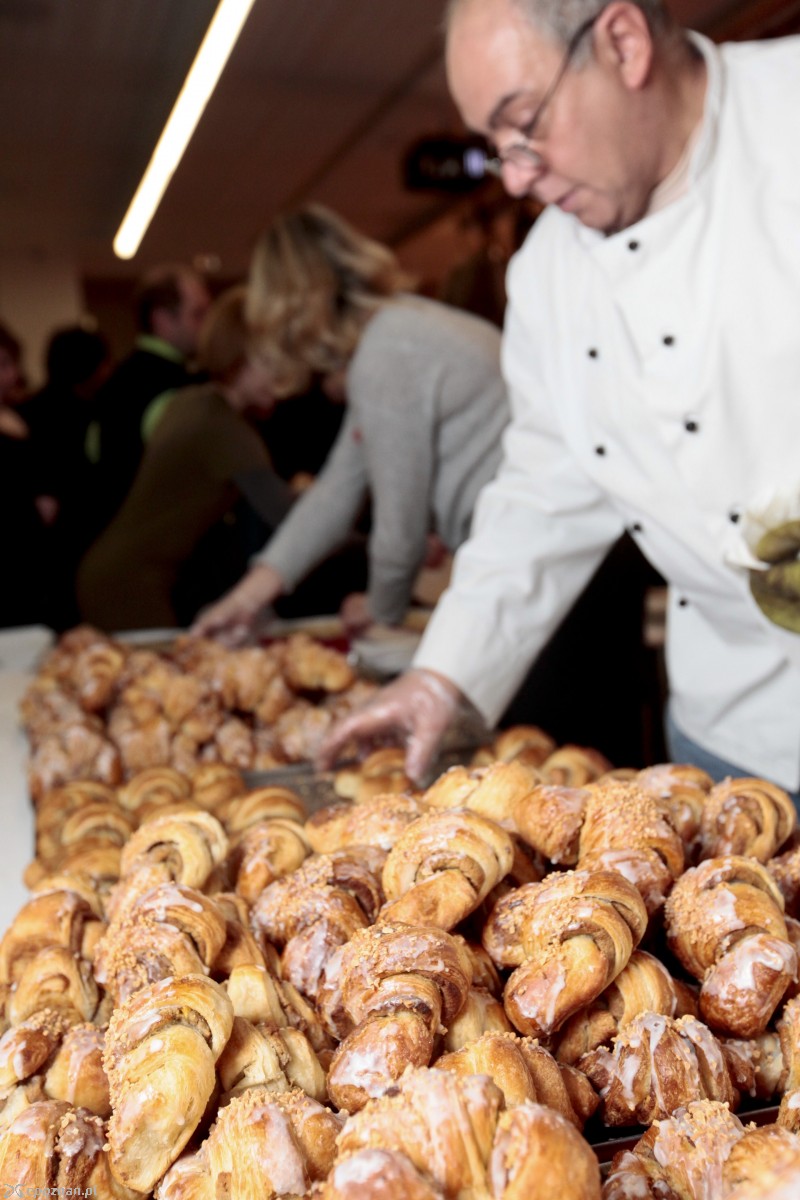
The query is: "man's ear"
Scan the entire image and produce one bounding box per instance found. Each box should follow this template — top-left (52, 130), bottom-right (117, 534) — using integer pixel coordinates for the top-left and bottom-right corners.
top-left (593, 1), bottom-right (654, 91)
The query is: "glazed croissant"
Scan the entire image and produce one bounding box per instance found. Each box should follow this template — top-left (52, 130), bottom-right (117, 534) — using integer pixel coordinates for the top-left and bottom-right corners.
top-left (555, 949), bottom-right (685, 1065)
top-left (379, 808), bottom-right (515, 931)
top-left (119, 807), bottom-right (229, 890)
top-left (317, 1148), bottom-right (445, 1200)
top-left (252, 847), bottom-right (386, 1004)
top-left (0, 1099), bottom-right (109, 1193)
top-left (34, 780), bottom-right (119, 862)
top-left (579, 1010), bottom-right (737, 1125)
top-left (0, 890), bottom-right (104, 985)
top-left (282, 633), bottom-right (355, 693)
top-left (0, 1009), bottom-right (75, 1091)
top-left (490, 868), bottom-right (648, 1039)
top-left (116, 765), bottom-right (193, 816)
top-left (436, 1030), bottom-right (596, 1128)
top-left (664, 855), bottom-right (796, 1037)
top-left (777, 994), bottom-right (800, 1131)
top-left (421, 761), bottom-right (539, 829)
top-left (94, 882), bottom-right (227, 1004)
top-left (217, 785), bottom-right (305, 837)
top-left (216, 1015), bottom-right (326, 1103)
top-left (27, 721), bottom-right (123, 804)
top-left (155, 1086), bottom-right (342, 1200)
top-left (698, 776), bottom-right (796, 863)
top-left (512, 784), bottom-right (591, 865)
top-left (325, 921), bottom-right (472, 1111)
top-left (634, 761), bottom-right (712, 860)
top-left (305, 792), bottom-right (429, 855)
top-left (228, 817), bottom-right (311, 905)
top-left (470, 724), bottom-right (556, 769)
top-left (209, 892), bottom-right (273, 978)
top-left (9, 944), bottom-right (99, 1024)
top-left (333, 1067), bottom-right (601, 1200)
top-left (768, 842), bottom-right (800, 918)
top-left (103, 973), bottom-right (234, 1192)
top-left (603, 1099), bottom-right (800, 1200)
top-left (333, 747), bottom-right (413, 803)
top-left (44, 1022), bottom-right (110, 1117)
top-left (538, 744), bottom-right (611, 787)
top-left (576, 781), bottom-right (685, 915)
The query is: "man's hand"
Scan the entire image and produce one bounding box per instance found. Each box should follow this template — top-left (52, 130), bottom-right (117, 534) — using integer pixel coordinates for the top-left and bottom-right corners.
top-left (339, 591), bottom-right (374, 636)
top-left (191, 563), bottom-right (284, 646)
top-left (750, 520), bottom-right (800, 634)
top-left (316, 667), bottom-right (463, 785)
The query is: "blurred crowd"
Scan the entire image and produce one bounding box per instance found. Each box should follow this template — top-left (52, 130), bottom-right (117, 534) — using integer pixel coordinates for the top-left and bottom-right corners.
top-left (0, 195), bottom-right (663, 768)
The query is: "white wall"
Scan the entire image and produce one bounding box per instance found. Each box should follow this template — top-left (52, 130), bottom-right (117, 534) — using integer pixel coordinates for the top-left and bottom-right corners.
top-left (0, 252), bottom-right (84, 388)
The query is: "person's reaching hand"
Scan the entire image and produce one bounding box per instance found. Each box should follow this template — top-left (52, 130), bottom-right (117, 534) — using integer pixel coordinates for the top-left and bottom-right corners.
top-left (191, 562), bottom-right (284, 647)
top-left (316, 667), bottom-right (463, 785)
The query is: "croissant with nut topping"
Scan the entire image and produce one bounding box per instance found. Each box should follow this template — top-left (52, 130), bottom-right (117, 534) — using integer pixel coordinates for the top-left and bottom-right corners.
top-left (252, 847), bottom-right (385, 1005)
top-left (94, 881), bottom-right (227, 1005)
top-left (421, 761), bottom-right (539, 830)
top-left (0, 1101), bottom-right (113, 1196)
top-left (379, 809), bottom-right (514, 931)
top-left (494, 868), bottom-right (648, 1039)
top-left (555, 949), bottom-right (685, 1066)
top-left (603, 1099), bottom-right (800, 1200)
top-left (579, 1010), bottom-right (737, 1125)
top-left (577, 781), bottom-right (685, 915)
top-left (665, 855), bottom-right (796, 1037)
top-left (333, 1067), bottom-right (601, 1200)
top-left (155, 1086), bottom-right (341, 1200)
top-left (698, 776), bottom-right (796, 863)
top-left (44, 1022), bottom-right (110, 1117)
top-left (325, 921), bottom-right (472, 1111)
top-left (305, 792), bottom-right (429, 855)
top-left (437, 1030), bottom-right (596, 1128)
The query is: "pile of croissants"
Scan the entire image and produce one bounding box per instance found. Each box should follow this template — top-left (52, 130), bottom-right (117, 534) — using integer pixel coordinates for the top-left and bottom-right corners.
top-left (19, 625), bottom-right (376, 798)
top-left (5, 699), bottom-right (800, 1197)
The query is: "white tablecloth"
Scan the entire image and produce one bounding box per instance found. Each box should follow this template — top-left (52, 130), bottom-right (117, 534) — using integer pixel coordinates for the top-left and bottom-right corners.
top-left (0, 670), bottom-right (36, 930)
top-left (0, 627), bottom-right (52, 931)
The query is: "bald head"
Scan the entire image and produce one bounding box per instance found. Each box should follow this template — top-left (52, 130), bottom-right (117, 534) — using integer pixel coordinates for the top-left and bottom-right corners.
top-left (446, 0), bottom-right (671, 48)
top-left (445, 0), bottom-right (704, 234)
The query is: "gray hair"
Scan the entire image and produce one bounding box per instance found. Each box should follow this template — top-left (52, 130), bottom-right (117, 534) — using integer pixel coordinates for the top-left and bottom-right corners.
top-left (445, 0), bottom-right (673, 50)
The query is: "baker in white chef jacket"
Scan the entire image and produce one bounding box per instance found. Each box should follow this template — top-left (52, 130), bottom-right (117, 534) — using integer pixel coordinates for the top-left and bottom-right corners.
top-left (320, 0), bottom-right (800, 800)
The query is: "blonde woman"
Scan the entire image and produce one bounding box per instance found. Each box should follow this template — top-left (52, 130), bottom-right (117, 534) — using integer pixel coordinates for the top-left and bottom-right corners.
top-left (194, 204), bottom-right (509, 644)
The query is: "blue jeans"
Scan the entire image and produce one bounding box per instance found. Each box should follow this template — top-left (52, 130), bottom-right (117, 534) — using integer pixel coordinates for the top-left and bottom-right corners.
top-left (665, 706), bottom-right (800, 810)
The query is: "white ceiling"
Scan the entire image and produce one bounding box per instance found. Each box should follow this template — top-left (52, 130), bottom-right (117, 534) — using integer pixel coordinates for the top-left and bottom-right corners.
top-left (1, 0), bottom-right (798, 280)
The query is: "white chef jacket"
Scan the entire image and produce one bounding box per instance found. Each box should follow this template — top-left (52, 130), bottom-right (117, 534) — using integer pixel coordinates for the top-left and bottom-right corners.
top-left (414, 33), bottom-right (800, 789)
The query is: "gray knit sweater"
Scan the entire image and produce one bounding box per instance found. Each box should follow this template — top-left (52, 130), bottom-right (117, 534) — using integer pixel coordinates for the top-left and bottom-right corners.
top-left (255, 295), bottom-right (509, 624)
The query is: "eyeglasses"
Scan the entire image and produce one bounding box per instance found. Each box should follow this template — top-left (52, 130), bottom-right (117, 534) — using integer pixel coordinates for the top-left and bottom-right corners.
top-left (484, 11), bottom-right (602, 177)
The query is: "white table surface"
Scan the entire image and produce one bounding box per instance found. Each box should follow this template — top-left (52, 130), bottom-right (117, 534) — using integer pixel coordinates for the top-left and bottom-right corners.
top-left (0, 627), bottom-right (53, 932)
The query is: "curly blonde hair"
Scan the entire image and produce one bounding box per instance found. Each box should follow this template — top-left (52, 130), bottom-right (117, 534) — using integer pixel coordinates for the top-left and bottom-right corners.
top-left (246, 204), bottom-right (415, 397)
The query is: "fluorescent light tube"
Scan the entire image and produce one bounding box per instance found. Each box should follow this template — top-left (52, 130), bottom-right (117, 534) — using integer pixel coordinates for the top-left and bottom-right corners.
top-left (113, 0), bottom-right (257, 259)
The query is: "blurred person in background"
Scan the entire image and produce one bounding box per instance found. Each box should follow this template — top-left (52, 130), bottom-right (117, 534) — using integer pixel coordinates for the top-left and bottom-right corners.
top-left (76, 287), bottom-right (291, 632)
top-left (317, 0), bottom-right (800, 797)
top-left (0, 323), bottom-right (26, 415)
top-left (192, 203), bottom-right (510, 645)
top-left (84, 262), bottom-right (210, 537)
top-left (0, 322), bottom-right (52, 627)
top-left (18, 324), bottom-right (113, 628)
